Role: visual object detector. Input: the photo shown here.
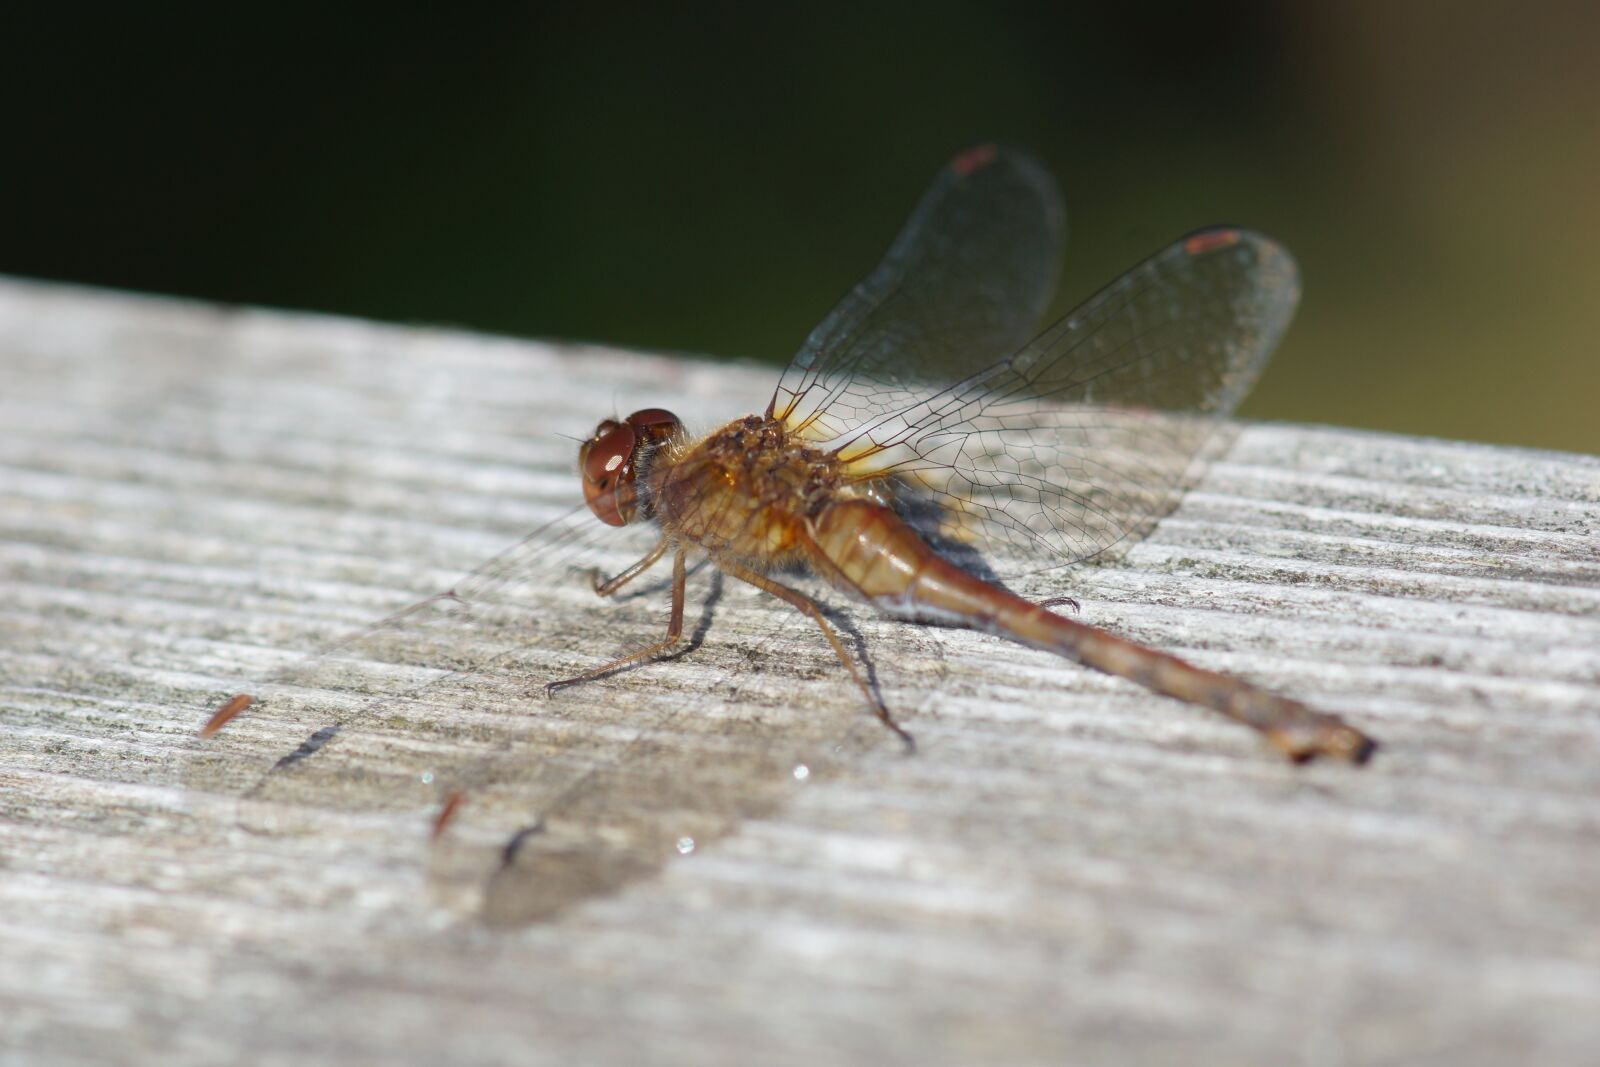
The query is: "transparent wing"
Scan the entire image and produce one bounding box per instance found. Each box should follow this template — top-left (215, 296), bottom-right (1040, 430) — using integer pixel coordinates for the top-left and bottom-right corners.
top-left (183, 456), bottom-right (888, 926)
top-left (785, 220), bottom-right (1299, 572)
top-left (770, 144), bottom-right (1066, 440)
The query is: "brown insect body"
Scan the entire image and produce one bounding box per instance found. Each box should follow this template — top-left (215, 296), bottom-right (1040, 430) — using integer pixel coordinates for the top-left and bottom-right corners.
top-left (647, 414), bottom-right (854, 566)
top-left (203, 145), bottom-right (1379, 764)
top-left (634, 411), bottom-right (1372, 763)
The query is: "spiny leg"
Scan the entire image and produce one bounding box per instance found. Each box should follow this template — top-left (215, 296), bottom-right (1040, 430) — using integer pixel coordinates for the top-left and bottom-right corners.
top-left (547, 548), bottom-right (688, 694)
top-left (717, 561), bottom-right (915, 752)
top-left (588, 538), bottom-right (670, 597)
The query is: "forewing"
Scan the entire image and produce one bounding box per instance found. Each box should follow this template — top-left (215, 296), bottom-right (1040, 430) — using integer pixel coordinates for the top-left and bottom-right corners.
top-left (837, 229), bottom-right (1300, 571)
top-left (770, 145), bottom-right (1066, 442)
top-left (183, 451), bottom-right (885, 925)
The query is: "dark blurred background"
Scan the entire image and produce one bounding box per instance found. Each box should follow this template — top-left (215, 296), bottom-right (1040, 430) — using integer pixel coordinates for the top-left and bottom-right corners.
top-left (4, 3), bottom-right (1597, 453)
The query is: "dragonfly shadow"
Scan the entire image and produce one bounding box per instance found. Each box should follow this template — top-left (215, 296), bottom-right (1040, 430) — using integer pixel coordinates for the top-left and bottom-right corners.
top-left (896, 491), bottom-right (1024, 596)
top-left (269, 724), bottom-right (341, 773)
top-left (545, 568), bottom-right (726, 687)
top-left (448, 566), bottom-right (918, 927)
top-left (586, 553), bottom-right (888, 721)
top-left (811, 600), bottom-right (886, 714)
top-left (661, 568), bottom-right (723, 662)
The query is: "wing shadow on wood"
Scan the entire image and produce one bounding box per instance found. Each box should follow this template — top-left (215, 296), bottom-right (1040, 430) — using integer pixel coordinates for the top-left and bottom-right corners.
top-left (183, 513), bottom-right (897, 926)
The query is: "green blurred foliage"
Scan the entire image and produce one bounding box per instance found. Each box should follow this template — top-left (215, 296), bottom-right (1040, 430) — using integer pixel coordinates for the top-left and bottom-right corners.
top-left (4, 3), bottom-right (1597, 452)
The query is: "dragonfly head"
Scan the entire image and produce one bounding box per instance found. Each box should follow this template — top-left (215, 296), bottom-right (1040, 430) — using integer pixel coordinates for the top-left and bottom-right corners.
top-left (578, 408), bottom-right (682, 526)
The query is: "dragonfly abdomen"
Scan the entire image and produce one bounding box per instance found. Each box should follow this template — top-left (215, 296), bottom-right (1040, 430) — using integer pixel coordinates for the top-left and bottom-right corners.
top-left (808, 498), bottom-right (1046, 629)
top-left (806, 498), bottom-right (1374, 763)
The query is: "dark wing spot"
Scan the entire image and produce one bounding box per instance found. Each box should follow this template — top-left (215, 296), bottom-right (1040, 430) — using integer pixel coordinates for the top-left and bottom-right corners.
top-left (950, 143), bottom-right (998, 177)
top-left (1183, 229), bottom-right (1242, 256)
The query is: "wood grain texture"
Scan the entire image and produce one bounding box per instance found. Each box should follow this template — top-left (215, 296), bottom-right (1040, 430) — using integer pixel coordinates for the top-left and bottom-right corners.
top-left (2, 277), bottom-right (1598, 1066)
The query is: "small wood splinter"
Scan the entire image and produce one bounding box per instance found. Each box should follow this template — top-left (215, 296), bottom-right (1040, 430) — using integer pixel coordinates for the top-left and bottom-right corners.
top-left (199, 693), bottom-right (253, 738)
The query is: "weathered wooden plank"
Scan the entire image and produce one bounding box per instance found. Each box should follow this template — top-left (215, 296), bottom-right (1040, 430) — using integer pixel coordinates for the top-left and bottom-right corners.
top-left (2, 276), bottom-right (1599, 1066)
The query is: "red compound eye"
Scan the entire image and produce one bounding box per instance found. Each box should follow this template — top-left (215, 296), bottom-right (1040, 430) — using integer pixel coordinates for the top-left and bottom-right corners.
top-left (579, 419), bottom-right (638, 526)
top-left (577, 409), bottom-right (683, 526)
top-left (626, 408), bottom-right (680, 442)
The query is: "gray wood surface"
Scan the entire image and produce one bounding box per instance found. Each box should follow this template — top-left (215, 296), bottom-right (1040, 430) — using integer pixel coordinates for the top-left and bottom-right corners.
top-left (2, 276), bottom-right (1598, 1066)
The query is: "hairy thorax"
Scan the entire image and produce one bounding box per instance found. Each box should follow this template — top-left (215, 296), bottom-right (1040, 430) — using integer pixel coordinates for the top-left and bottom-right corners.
top-left (647, 415), bottom-right (849, 563)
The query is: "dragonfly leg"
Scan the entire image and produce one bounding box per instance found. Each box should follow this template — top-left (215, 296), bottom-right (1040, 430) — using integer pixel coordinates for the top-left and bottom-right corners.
top-left (588, 538), bottom-right (670, 597)
top-left (717, 561), bottom-right (915, 753)
top-left (547, 549), bottom-right (687, 693)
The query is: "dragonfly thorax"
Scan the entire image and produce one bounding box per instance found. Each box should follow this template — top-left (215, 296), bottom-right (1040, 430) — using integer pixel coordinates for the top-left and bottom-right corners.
top-left (647, 414), bottom-right (850, 563)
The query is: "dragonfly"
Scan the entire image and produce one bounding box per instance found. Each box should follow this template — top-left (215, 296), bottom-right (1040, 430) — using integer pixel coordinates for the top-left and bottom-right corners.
top-left (198, 144), bottom-right (1373, 920)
